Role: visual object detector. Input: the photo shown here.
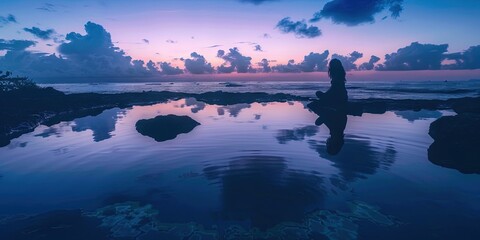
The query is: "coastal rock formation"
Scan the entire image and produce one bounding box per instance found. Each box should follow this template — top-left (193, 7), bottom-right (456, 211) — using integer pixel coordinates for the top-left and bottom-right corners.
top-left (428, 113), bottom-right (480, 174)
top-left (135, 115), bottom-right (200, 142)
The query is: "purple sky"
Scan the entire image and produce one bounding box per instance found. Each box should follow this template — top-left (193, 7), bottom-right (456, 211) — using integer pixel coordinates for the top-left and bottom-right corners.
top-left (1, 0), bottom-right (480, 80)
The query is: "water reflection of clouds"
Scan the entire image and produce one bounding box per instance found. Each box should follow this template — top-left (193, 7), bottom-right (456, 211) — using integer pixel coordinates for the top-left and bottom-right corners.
top-left (184, 97), bottom-right (206, 113)
top-left (276, 125), bottom-right (318, 144)
top-left (394, 110), bottom-right (443, 122)
top-left (72, 108), bottom-right (125, 142)
top-left (217, 103), bottom-right (251, 117)
top-left (309, 136), bottom-right (397, 182)
top-left (203, 155), bottom-right (326, 229)
top-left (34, 122), bottom-right (71, 138)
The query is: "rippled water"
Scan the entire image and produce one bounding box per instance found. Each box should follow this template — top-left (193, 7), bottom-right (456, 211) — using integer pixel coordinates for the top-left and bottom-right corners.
top-left (1, 100), bottom-right (479, 239)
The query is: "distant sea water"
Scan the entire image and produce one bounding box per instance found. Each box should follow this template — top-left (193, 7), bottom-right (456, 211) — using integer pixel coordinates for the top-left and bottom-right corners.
top-left (40, 79), bottom-right (480, 100)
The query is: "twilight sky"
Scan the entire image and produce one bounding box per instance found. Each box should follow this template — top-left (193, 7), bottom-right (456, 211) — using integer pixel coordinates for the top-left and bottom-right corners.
top-left (1, 0), bottom-right (480, 80)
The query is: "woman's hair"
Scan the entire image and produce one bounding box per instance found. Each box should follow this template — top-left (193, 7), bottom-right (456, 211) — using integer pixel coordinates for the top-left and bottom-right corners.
top-left (328, 59), bottom-right (346, 82)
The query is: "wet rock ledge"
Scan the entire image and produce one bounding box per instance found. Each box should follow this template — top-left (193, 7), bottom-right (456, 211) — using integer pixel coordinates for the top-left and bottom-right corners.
top-left (428, 109), bottom-right (480, 174)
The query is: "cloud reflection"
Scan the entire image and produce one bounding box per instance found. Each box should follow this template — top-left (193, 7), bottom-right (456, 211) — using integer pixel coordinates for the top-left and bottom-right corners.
top-left (203, 155), bottom-right (325, 229)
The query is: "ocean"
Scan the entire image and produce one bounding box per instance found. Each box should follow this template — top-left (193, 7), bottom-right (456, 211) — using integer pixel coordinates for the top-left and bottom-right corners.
top-left (39, 79), bottom-right (480, 100)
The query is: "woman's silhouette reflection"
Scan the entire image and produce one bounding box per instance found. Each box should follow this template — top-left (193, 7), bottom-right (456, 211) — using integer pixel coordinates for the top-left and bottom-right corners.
top-left (308, 58), bottom-right (348, 155)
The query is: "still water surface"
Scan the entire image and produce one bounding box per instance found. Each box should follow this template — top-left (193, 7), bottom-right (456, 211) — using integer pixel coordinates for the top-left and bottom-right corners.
top-left (0, 99), bottom-right (479, 239)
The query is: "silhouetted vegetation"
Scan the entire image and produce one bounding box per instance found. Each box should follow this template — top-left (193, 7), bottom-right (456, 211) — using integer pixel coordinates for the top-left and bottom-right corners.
top-left (0, 70), bottom-right (39, 92)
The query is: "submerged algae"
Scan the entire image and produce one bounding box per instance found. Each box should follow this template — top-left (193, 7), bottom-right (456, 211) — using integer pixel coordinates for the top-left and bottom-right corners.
top-left (84, 201), bottom-right (398, 240)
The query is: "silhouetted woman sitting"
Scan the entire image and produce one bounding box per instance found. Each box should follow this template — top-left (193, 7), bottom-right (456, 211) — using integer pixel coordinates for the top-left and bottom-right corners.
top-left (315, 58), bottom-right (348, 111)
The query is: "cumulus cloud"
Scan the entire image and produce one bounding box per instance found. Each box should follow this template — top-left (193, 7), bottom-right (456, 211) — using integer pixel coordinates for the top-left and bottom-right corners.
top-left (258, 59), bottom-right (272, 73)
top-left (254, 44), bottom-right (263, 52)
top-left (217, 47), bottom-right (253, 73)
top-left (359, 55), bottom-right (380, 70)
top-left (160, 62), bottom-right (184, 75)
top-left (184, 52), bottom-right (214, 74)
top-left (146, 60), bottom-right (160, 73)
top-left (56, 21), bottom-right (152, 76)
top-left (376, 42), bottom-right (448, 71)
top-left (273, 59), bottom-right (301, 73)
top-left (0, 39), bottom-right (36, 51)
top-left (299, 51), bottom-right (329, 72)
top-left (238, 0), bottom-right (277, 5)
top-left (0, 14), bottom-right (17, 27)
top-left (310, 0), bottom-right (404, 26)
top-left (331, 51), bottom-right (363, 71)
top-left (272, 51), bottom-right (330, 73)
top-left (0, 22), bottom-right (158, 78)
top-left (23, 27), bottom-right (56, 40)
top-left (276, 17), bottom-right (321, 38)
top-left (444, 45), bottom-right (480, 70)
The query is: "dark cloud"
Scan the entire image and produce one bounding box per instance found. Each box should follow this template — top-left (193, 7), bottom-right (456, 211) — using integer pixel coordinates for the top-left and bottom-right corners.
top-left (0, 39), bottom-right (36, 51)
top-left (310, 0), bottom-right (404, 26)
top-left (299, 51), bottom-right (329, 72)
top-left (444, 45), bottom-right (480, 70)
top-left (206, 44), bottom-right (222, 48)
top-left (254, 44), bottom-right (263, 52)
top-left (142, 39), bottom-right (149, 44)
top-left (57, 21), bottom-right (151, 76)
top-left (359, 55), bottom-right (380, 70)
top-left (236, 41), bottom-right (257, 45)
top-left (376, 42), bottom-right (448, 71)
top-left (272, 51), bottom-right (329, 73)
top-left (37, 3), bottom-right (56, 12)
top-left (0, 14), bottom-right (17, 26)
top-left (217, 47), bottom-right (253, 73)
top-left (0, 22), bottom-right (157, 78)
top-left (160, 62), bottom-right (184, 75)
top-left (276, 17), bottom-right (321, 38)
top-left (272, 59), bottom-right (301, 73)
top-left (262, 33), bottom-right (272, 38)
top-left (166, 39), bottom-right (177, 44)
top-left (258, 58), bottom-right (271, 73)
top-left (23, 27), bottom-right (56, 40)
top-left (331, 51), bottom-right (363, 71)
top-left (146, 60), bottom-right (160, 73)
top-left (184, 52), bottom-right (214, 74)
top-left (238, 0), bottom-right (277, 5)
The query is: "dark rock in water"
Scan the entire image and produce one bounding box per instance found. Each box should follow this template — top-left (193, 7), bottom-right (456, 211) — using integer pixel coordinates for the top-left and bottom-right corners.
top-left (451, 97), bottom-right (480, 114)
top-left (428, 113), bottom-right (480, 174)
top-left (224, 82), bottom-right (244, 87)
top-left (136, 115), bottom-right (200, 142)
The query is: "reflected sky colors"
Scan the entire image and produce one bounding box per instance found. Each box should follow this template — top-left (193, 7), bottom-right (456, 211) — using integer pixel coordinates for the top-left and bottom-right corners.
top-left (0, 100), bottom-right (479, 238)
top-left (2, 0), bottom-right (480, 68)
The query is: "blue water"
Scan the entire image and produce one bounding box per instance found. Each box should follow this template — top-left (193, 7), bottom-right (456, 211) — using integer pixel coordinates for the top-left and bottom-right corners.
top-left (0, 99), bottom-right (479, 239)
top-left (40, 80), bottom-right (480, 100)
